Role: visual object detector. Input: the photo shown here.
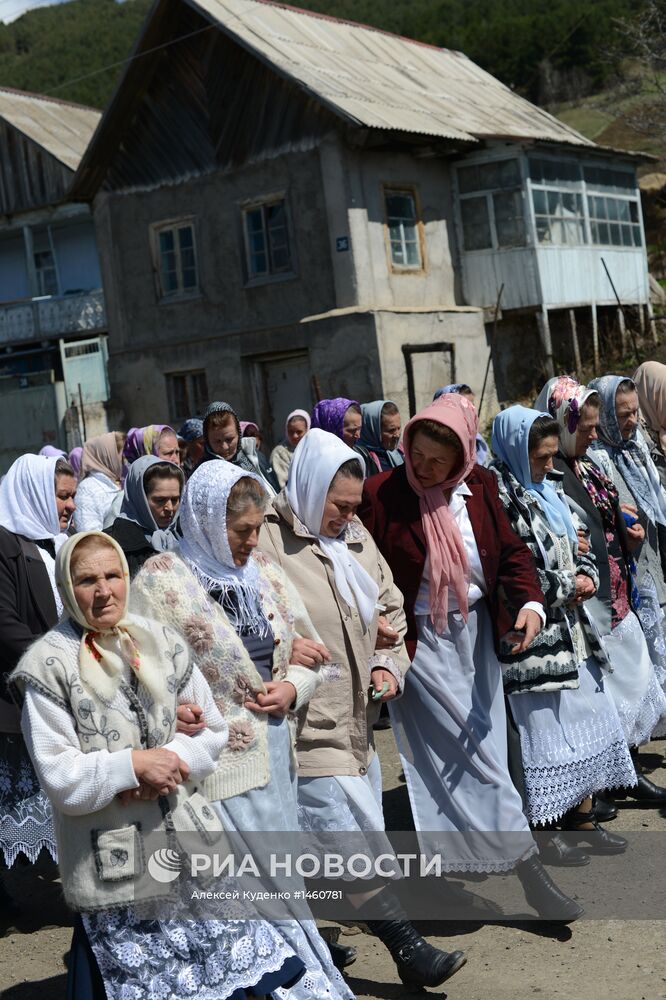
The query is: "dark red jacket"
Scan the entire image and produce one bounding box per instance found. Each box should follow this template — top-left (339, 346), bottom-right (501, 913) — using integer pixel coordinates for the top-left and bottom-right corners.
top-left (359, 464), bottom-right (545, 660)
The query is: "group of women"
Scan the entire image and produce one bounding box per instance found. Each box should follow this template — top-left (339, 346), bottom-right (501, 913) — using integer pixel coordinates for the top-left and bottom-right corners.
top-left (2, 364), bottom-right (666, 999)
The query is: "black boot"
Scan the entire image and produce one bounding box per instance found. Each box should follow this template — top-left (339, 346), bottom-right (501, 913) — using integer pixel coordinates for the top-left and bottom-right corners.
top-left (516, 856), bottom-right (583, 922)
top-left (327, 940), bottom-right (357, 971)
top-left (593, 794), bottom-right (618, 822)
top-left (365, 918), bottom-right (466, 989)
top-left (560, 809), bottom-right (627, 855)
top-left (0, 875), bottom-right (19, 920)
top-left (624, 772), bottom-right (666, 804)
top-left (538, 833), bottom-right (590, 868)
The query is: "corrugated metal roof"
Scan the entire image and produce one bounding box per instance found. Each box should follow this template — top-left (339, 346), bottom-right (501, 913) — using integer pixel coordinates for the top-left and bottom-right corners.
top-left (190, 0), bottom-right (595, 147)
top-left (0, 87), bottom-right (101, 171)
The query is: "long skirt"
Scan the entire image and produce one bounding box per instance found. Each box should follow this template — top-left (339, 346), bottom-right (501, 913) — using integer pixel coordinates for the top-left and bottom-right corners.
top-left (389, 604), bottom-right (536, 873)
top-left (215, 717), bottom-right (355, 1000)
top-left (635, 572), bottom-right (666, 737)
top-left (601, 609), bottom-right (666, 746)
top-left (508, 656), bottom-right (635, 825)
top-left (81, 908), bottom-right (306, 1000)
top-left (297, 755), bottom-right (385, 834)
top-left (0, 732), bottom-right (57, 867)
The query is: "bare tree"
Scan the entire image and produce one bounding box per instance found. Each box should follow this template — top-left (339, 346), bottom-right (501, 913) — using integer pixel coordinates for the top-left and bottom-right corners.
top-left (612, 0), bottom-right (666, 135)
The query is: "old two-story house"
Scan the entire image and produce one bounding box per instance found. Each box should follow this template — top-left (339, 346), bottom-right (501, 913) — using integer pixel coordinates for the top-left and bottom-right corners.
top-left (71, 0), bottom-right (651, 445)
top-left (0, 87), bottom-right (109, 469)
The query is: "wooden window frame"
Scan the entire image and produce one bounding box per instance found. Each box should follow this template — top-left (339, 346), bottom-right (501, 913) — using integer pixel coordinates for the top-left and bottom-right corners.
top-left (382, 184), bottom-right (427, 274)
top-left (150, 217), bottom-right (200, 302)
top-left (241, 194), bottom-right (296, 286)
top-left (165, 369), bottom-right (209, 423)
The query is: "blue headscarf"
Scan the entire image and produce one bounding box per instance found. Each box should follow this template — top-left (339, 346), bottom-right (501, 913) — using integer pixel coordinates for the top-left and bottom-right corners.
top-left (359, 400), bottom-right (404, 470)
top-left (434, 384), bottom-right (489, 466)
top-left (589, 375), bottom-right (666, 527)
top-left (492, 405), bottom-right (577, 543)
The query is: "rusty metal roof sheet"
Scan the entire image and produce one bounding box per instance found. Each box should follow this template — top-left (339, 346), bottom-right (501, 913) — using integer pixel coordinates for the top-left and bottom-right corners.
top-left (191, 0), bottom-right (595, 146)
top-left (0, 87), bottom-right (101, 171)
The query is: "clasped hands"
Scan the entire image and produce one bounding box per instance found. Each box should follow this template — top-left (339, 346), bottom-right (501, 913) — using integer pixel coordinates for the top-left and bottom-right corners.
top-left (118, 747), bottom-right (190, 805)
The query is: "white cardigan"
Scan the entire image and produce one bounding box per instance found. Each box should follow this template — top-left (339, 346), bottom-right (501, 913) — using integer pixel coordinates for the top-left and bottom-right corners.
top-left (21, 665), bottom-right (227, 815)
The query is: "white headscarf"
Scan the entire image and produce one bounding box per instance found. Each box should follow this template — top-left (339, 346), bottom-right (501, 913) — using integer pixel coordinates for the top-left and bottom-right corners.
top-left (178, 460), bottom-right (270, 636)
top-left (0, 453), bottom-right (61, 539)
top-left (286, 428), bottom-right (379, 630)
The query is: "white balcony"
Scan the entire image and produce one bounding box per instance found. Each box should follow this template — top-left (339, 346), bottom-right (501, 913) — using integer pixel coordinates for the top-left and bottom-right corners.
top-left (0, 289), bottom-right (106, 345)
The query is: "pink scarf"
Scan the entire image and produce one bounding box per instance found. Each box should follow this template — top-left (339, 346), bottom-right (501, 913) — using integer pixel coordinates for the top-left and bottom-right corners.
top-left (403, 394), bottom-right (478, 631)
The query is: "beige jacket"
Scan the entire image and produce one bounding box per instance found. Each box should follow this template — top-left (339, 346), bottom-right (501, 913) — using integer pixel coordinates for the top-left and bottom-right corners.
top-left (259, 491), bottom-right (410, 778)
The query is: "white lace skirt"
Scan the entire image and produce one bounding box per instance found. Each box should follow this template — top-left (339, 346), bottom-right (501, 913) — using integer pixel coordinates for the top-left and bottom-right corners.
top-left (0, 732), bottom-right (57, 867)
top-left (389, 603), bottom-right (536, 873)
top-left (509, 656), bottom-right (635, 825)
top-left (601, 610), bottom-right (666, 746)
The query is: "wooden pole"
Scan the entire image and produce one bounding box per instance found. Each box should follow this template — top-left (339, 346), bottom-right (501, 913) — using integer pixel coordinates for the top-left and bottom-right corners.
top-left (591, 303), bottom-right (600, 373)
top-left (617, 306), bottom-right (627, 355)
top-left (568, 308), bottom-right (582, 376)
top-left (78, 383), bottom-right (87, 442)
top-left (647, 301), bottom-right (659, 346)
top-left (537, 307), bottom-right (554, 378)
top-left (479, 283), bottom-right (504, 417)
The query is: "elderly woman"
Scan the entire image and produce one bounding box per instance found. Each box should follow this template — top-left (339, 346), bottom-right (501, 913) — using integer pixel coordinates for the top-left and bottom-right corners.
top-left (360, 393), bottom-right (582, 921)
top-left (0, 455), bottom-right (76, 907)
top-left (10, 530), bottom-right (311, 1000)
top-left (260, 427), bottom-right (466, 990)
top-left (73, 432), bottom-right (125, 532)
top-left (433, 383), bottom-right (490, 465)
top-left (123, 424), bottom-right (181, 468)
top-left (200, 401), bottom-right (279, 493)
top-left (535, 376), bottom-right (666, 807)
top-left (634, 360), bottom-right (666, 488)
top-left (176, 418), bottom-right (204, 479)
top-left (106, 456), bottom-right (184, 577)
top-left (132, 460), bottom-right (354, 993)
top-left (357, 400), bottom-right (403, 477)
top-left (490, 407), bottom-right (633, 856)
top-left (311, 398), bottom-right (363, 450)
top-left (270, 409), bottom-right (310, 488)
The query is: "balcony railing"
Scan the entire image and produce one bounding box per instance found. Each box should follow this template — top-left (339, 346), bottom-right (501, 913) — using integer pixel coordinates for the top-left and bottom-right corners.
top-left (0, 289), bottom-right (106, 344)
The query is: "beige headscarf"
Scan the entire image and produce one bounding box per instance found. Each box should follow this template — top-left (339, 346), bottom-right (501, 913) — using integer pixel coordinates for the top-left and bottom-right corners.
top-left (81, 433), bottom-right (123, 484)
top-left (56, 531), bottom-right (173, 704)
top-left (634, 361), bottom-right (666, 454)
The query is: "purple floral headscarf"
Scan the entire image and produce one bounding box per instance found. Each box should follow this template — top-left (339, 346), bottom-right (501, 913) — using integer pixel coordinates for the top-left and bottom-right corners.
top-left (311, 397), bottom-right (359, 440)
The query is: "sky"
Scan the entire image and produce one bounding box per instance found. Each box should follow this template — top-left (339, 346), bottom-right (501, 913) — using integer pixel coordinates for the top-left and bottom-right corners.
top-left (1, 0), bottom-right (76, 23)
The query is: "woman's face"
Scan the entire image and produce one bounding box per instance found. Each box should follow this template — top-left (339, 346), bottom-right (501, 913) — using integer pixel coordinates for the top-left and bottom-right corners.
top-left (380, 412), bottom-right (401, 451)
top-left (287, 418), bottom-right (307, 448)
top-left (146, 475), bottom-right (182, 529)
top-left (226, 504), bottom-right (264, 566)
top-left (615, 389), bottom-right (639, 441)
top-left (574, 404), bottom-right (599, 457)
top-left (55, 474), bottom-right (77, 530)
top-left (529, 435), bottom-right (559, 483)
top-left (157, 432), bottom-right (180, 465)
top-left (342, 408), bottom-right (362, 448)
top-left (71, 544), bottom-right (127, 630)
top-left (320, 474), bottom-right (363, 537)
top-left (410, 430), bottom-right (462, 489)
top-left (208, 422), bottom-right (239, 461)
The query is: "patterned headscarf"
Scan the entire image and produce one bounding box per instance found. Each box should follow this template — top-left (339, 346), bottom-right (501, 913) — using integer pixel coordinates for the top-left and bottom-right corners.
top-left (123, 425), bottom-right (175, 466)
top-left (177, 418), bottom-right (204, 442)
top-left (534, 376), bottom-right (598, 460)
top-left (403, 394), bottom-right (478, 630)
top-left (589, 375), bottom-right (666, 527)
top-left (178, 460), bottom-right (270, 636)
top-left (311, 398), bottom-right (359, 440)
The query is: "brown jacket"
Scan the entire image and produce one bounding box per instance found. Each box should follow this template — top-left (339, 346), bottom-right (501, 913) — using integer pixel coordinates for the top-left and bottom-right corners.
top-left (259, 491), bottom-right (410, 778)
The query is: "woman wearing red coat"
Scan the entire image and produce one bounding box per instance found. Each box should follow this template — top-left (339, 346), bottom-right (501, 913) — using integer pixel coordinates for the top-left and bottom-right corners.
top-left (360, 393), bottom-right (581, 920)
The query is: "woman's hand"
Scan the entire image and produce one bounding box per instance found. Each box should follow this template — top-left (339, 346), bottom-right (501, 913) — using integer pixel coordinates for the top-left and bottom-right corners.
top-left (290, 637), bottom-right (331, 667)
top-left (626, 522), bottom-right (645, 550)
top-left (576, 529), bottom-right (590, 555)
top-left (117, 781), bottom-right (160, 806)
top-left (130, 748), bottom-right (190, 796)
top-left (375, 615), bottom-right (400, 650)
top-left (506, 608), bottom-right (542, 654)
top-left (245, 681), bottom-right (297, 718)
top-left (571, 574), bottom-right (596, 604)
top-left (369, 668), bottom-right (398, 702)
top-left (176, 703), bottom-right (207, 735)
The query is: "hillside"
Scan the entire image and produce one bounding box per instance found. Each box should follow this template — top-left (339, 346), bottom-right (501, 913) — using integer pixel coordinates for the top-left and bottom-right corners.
top-left (0, 0), bottom-right (640, 109)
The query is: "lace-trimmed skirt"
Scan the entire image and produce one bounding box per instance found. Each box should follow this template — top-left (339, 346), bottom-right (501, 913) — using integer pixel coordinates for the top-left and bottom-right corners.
top-left (0, 732), bottom-right (57, 867)
top-left (509, 656), bottom-right (635, 825)
top-left (389, 603), bottom-right (536, 873)
top-left (601, 610), bottom-right (666, 746)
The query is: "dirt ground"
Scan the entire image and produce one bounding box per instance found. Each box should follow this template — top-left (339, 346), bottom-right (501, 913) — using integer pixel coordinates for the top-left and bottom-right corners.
top-left (2, 730), bottom-right (666, 1000)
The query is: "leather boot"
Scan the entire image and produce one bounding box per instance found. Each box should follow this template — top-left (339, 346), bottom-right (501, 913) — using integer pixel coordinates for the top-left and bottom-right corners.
top-left (538, 833), bottom-right (590, 868)
top-left (561, 808), bottom-right (627, 855)
top-left (516, 856), bottom-right (583, 922)
top-left (593, 794), bottom-right (618, 822)
top-left (327, 940), bottom-right (357, 971)
top-left (365, 917), bottom-right (466, 989)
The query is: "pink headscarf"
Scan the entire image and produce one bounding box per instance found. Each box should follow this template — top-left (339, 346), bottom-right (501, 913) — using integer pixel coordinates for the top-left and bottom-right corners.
top-left (403, 393), bottom-right (478, 631)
